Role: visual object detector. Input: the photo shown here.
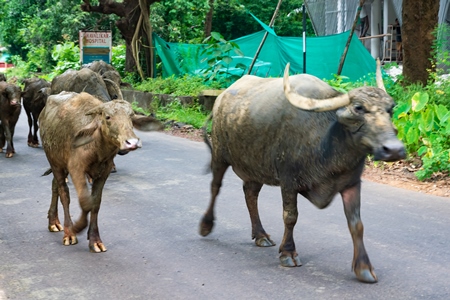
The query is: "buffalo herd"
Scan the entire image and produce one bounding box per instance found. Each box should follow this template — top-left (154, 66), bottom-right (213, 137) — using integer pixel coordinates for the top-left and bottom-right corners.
top-left (0, 59), bottom-right (405, 283)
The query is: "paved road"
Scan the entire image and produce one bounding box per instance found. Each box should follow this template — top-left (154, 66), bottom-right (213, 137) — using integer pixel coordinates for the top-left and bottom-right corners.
top-left (1, 112), bottom-right (450, 300)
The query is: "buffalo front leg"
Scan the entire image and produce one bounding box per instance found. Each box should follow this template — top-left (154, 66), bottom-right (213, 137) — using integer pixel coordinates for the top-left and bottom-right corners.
top-left (199, 161), bottom-right (229, 237)
top-left (341, 182), bottom-right (377, 283)
top-left (243, 181), bottom-right (275, 247)
top-left (26, 111), bottom-right (34, 147)
top-left (278, 186), bottom-right (302, 267)
top-left (85, 177), bottom-right (108, 253)
top-left (31, 112), bottom-right (40, 147)
top-left (47, 177), bottom-right (63, 232)
top-left (3, 122), bottom-right (14, 157)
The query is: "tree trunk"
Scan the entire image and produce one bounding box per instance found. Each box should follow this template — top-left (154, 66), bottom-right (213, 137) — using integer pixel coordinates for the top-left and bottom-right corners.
top-left (204, 0), bottom-right (215, 38)
top-left (402, 0), bottom-right (439, 85)
top-left (81, 0), bottom-right (161, 78)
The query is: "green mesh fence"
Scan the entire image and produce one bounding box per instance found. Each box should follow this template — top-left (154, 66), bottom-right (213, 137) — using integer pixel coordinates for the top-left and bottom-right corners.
top-left (154, 24), bottom-right (376, 82)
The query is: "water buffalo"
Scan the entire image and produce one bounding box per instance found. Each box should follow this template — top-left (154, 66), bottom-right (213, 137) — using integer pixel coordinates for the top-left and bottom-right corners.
top-left (51, 68), bottom-right (122, 102)
top-left (200, 59), bottom-right (405, 283)
top-left (0, 81), bottom-right (22, 157)
top-left (39, 91), bottom-right (162, 252)
top-left (82, 60), bottom-right (131, 89)
top-left (22, 78), bottom-right (51, 147)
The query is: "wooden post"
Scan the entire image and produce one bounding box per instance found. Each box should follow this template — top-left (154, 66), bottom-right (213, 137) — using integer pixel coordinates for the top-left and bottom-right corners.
top-left (337, 0), bottom-right (365, 75)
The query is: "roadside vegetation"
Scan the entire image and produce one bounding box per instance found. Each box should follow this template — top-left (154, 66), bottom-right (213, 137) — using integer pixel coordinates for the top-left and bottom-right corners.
top-left (1, 0), bottom-right (449, 181)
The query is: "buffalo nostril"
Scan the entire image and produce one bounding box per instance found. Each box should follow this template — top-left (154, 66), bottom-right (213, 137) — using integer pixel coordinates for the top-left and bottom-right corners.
top-left (125, 138), bottom-right (141, 149)
top-left (381, 141), bottom-right (406, 161)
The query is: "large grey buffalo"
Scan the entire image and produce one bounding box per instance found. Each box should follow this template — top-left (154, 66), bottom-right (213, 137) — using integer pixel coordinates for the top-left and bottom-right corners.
top-left (39, 91), bottom-right (162, 252)
top-left (200, 59), bottom-right (405, 283)
top-left (51, 68), bottom-right (122, 102)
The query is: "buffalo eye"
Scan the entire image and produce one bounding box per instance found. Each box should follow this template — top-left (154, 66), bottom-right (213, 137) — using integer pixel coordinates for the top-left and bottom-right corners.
top-left (105, 115), bottom-right (111, 120)
top-left (353, 104), bottom-right (365, 114)
top-left (387, 105), bottom-right (394, 116)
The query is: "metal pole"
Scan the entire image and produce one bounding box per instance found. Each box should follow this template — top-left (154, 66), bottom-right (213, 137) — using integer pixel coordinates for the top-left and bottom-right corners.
top-left (302, 4), bottom-right (306, 73)
top-left (247, 0), bottom-right (283, 75)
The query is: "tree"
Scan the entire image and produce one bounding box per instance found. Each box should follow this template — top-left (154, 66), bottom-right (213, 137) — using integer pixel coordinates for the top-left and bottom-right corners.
top-left (402, 0), bottom-right (439, 85)
top-left (150, 0), bottom-right (211, 43)
top-left (81, 0), bottom-right (162, 79)
top-left (0, 0), bottom-right (116, 72)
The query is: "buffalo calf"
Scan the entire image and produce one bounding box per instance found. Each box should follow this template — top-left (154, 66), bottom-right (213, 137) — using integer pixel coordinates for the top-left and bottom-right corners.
top-left (0, 81), bottom-right (22, 157)
top-left (39, 91), bottom-right (162, 252)
top-left (22, 78), bottom-right (51, 147)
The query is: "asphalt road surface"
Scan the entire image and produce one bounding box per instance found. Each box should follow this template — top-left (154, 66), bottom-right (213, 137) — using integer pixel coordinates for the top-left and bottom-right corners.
top-left (1, 111), bottom-right (450, 300)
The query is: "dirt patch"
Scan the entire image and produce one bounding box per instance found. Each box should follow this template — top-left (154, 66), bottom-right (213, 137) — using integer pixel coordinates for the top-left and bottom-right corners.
top-left (165, 127), bottom-right (450, 198)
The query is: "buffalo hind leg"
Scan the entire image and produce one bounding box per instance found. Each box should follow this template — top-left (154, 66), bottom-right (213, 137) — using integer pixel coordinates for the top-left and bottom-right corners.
top-left (199, 161), bottom-right (229, 236)
top-left (243, 181), bottom-right (275, 247)
top-left (341, 182), bottom-right (377, 283)
top-left (47, 178), bottom-right (63, 232)
top-left (53, 172), bottom-right (78, 246)
top-left (278, 186), bottom-right (302, 267)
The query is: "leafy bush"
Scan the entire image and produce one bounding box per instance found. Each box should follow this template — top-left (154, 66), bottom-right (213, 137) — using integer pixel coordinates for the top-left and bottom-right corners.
top-left (111, 45), bottom-right (126, 77)
top-left (199, 32), bottom-right (245, 88)
top-left (394, 91), bottom-right (450, 180)
top-left (51, 41), bottom-right (80, 75)
top-left (132, 99), bottom-right (209, 130)
top-left (135, 74), bottom-right (221, 96)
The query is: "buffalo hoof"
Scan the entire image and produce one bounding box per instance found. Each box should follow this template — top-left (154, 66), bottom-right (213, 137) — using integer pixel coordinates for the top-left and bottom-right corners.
top-left (255, 236), bottom-right (276, 247)
top-left (27, 142), bottom-right (39, 148)
top-left (355, 268), bottom-right (378, 283)
top-left (63, 235), bottom-right (78, 246)
top-left (5, 152), bottom-right (13, 158)
top-left (280, 253), bottom-right (302, 267)
top-left (199, 220), bottom-right (214, 236)
top-left (90, 242), bottom-right (107, 253)
top-left (48, 223), bottom-right (63, 232)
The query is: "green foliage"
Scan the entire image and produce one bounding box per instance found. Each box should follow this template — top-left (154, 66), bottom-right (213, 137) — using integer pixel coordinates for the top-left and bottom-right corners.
top-left (199, 32), bottom-right (245, 88)
top-left (0, 0), bottom-right (118, 70)
top-left (431, 23), bottom-right (450, 76)
top-left (157, 99), bottom-right (208, 129)
top-left (51, 41), bottom-right (80, 75)
top-left (111, 45), bottom-right (126, 77)
top-left (324, 74), bottom-right (353, 93)
top-left (394, 91), bottom-right (450, 180)
top-left (150, 0), bottom-right (210, 43)
top-left (135, 74), bottom-right (220, 96)
top-left (132, 99), bottom-right (209, 130)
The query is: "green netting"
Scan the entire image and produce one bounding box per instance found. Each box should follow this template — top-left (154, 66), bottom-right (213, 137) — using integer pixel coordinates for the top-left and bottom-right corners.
top-left (154, 26), bottom-right (376, 82)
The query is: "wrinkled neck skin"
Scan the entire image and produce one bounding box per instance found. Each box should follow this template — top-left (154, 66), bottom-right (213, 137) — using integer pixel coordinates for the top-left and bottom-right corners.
top-left (75, 130), bottom-right (119, 180)
top-left (281, 119), bottom-right (367, 209)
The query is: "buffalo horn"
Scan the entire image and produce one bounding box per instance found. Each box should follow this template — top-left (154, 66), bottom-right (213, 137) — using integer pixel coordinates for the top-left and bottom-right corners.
top-left (103, 78), bottom-right (124, 100)
top-left (283, 63), bottom-right (350, 112)
top-left (375, 58), bottom-right (386, 92)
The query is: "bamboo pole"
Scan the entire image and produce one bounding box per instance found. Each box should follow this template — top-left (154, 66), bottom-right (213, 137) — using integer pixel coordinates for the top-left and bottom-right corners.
top-left (246, 0), bottom-right (283, 75)
top-left (337, 0), bottom-right (365, 75)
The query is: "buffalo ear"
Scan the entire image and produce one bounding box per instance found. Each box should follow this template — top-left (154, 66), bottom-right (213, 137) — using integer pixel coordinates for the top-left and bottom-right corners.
top-left (85, 105), bottom-right (104, 116)
top-left (131, 114), bottom-right (164, 131)
top-left (72, 121), bottom-right (100, 148)
top-left (336, 107), bottom-right (364, 131)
